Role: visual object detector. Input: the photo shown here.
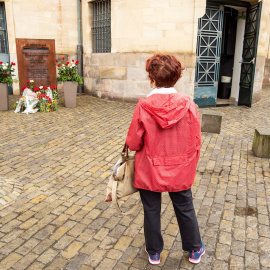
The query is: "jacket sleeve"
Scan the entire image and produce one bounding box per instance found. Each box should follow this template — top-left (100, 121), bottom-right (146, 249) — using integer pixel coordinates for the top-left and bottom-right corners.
top-left (195, 105), bottom-right (201, 163)
top-left (126, 103), bottom-right (145, 151)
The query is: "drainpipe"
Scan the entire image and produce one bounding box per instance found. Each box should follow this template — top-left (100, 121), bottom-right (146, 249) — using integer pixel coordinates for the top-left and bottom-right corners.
top-left (77, 0), bottom-right (84, 93)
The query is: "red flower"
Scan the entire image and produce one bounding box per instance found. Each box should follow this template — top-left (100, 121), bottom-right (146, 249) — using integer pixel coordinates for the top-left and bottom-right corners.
top-left (57, 63), bottom-right (61, 67)
top-left (56, 59), bottom-right (58, 62)
top-left (27, 80), bottom-right (30, 83)
top-left (0, 62), bottom-right (2, 64)
top-left (11, 62), bottom-right (16, 66)
top-left (33, 88), bottom-right (39, 91)
top-left (66, 62), bottom-right (70, 66)
top-left (4, 72), bottom-right (8, 76)
top-left (72, 60), bottom-right (74, 62)
top-left (62, 57), bottom-right (65, 60)
top-left (75, 60), bottom-right (79, 65)
top-left (23, 86), bottom-right (28, 90)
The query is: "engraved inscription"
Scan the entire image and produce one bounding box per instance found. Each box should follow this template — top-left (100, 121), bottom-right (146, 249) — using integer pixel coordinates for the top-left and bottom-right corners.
top-left (16, 39), bottom-right (56, 92)
top-left (23, 48), bottom-right (50, 84)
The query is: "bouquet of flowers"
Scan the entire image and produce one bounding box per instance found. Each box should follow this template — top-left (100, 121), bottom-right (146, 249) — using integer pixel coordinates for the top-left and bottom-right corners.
top-left (14, 80), bottom-right (59, 114)
top-left (33, 85), bottom-right (58, 112)
top-left (56, 57), bottom-right (83, 85)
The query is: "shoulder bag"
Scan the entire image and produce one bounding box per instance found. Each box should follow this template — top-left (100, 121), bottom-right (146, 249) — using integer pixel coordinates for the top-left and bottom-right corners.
top-left (105, 144), bottom-right (141, 215)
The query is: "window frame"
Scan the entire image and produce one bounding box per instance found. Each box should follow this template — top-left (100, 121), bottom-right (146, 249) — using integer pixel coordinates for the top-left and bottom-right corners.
top-left (91, 0), bottom-right (111, 53)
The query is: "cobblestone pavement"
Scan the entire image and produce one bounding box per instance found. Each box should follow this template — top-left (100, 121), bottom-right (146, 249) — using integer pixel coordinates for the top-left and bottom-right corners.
top-left (0, 88), bottom-right (269, 270)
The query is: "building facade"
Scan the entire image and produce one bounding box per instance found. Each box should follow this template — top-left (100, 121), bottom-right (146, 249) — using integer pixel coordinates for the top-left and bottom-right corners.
top-left (82, 0), bottom-right (270, 107)
top-left (1, 0), bottom-right (270, 107)
top-left (1, 0), bottom-right (79, 95)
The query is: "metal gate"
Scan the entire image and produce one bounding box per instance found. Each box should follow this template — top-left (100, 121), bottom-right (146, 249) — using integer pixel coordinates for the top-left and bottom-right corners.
top-left (194, 4), bottom-right (224, 107)
top-left (238, 1), bottom-right (262, 107)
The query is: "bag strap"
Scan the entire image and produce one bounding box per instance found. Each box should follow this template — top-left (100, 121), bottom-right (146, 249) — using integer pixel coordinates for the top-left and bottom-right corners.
top-left (112, 180), bottom-right (141, 216)
top-left (122, 143), bottom-right (129, 159)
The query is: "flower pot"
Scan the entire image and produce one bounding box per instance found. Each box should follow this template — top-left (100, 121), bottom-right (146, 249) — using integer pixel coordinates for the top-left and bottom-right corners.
top-left (0, 83), bottom-right (8, 111)
top-left (63, 81), bottom-right (78, 108)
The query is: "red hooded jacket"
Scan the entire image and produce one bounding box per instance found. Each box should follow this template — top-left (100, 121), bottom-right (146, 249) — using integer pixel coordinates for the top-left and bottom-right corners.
top-left (126, 90), bottom-right (201, 192)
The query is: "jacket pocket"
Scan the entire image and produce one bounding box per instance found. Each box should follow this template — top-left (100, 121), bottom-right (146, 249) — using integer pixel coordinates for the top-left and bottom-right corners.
top-left (152, 155), bottom-right (188, 166)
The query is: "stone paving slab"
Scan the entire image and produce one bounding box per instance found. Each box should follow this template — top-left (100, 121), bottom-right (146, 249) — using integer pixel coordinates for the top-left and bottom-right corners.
top-left (0, 177), bottom-right (23, 208)
top-left (0, 89), bottom-right (270, 269)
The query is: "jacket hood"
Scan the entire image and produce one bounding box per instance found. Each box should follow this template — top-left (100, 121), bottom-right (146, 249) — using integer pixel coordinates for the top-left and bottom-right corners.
top-left (139, 93), bottom-right (191, 129)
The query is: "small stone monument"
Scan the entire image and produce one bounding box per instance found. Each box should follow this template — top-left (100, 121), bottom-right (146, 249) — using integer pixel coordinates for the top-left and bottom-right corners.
top-left (252, 128), bottom-right (270, 158)
top-left (201, 110), bottom-right (222, 134)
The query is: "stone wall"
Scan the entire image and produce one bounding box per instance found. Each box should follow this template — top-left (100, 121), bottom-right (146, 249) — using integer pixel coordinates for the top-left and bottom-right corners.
top-left (82, 0), bottom-right (206, 100)
top-left (84, 0), bottom-right (206, 54)
top-left (263, 22), bottom-right (270, 86)
top-left (254, 0), bottom-right (270, 92)
top-left (83, 53), bottom-right (196, 102)
top-left (263, 58), bottom-right (270, 85)
top-left (4, 0), bottom-right (79, 95)
top-left (4, 0), bottom-right (269, 99)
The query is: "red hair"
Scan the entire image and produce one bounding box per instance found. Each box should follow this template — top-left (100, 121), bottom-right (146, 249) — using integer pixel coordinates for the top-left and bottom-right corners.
top-left (146, 54), bottom-right (184, 88)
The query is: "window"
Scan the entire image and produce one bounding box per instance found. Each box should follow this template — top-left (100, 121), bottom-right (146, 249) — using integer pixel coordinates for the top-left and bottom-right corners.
top-left (0, 3), bottom-right (8, 54)
top-left (92, 0), bottom-right (111, 53)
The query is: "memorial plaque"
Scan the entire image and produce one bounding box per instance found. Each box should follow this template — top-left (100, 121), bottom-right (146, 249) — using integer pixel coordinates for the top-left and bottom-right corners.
top-left (16, 39), bottom-right (56, 92)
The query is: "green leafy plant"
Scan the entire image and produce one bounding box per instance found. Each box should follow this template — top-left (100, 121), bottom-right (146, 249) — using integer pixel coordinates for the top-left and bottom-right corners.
top-left (0, 62), bottom-right (18, 84)
top-left (56, 57), bottom-right (83, 85)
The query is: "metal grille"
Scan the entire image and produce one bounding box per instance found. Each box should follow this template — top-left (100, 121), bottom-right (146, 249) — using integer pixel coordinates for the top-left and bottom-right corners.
top-left (194, 4), bottom-right (224, 107)
top-left (195, 5), bottom-right (224, 87)
top-left (0, 3), bottom-right (7, 54)
top-left (92, 0), bottom-right (111, 53)
top-left (238, 1), bottom-right (262, 107)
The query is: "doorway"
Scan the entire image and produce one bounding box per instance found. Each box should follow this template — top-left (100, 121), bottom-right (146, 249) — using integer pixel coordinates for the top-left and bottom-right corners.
top-left (217, 6), bottom-right (243, 106)
top-left (194, 0), bottom-right (262, 108)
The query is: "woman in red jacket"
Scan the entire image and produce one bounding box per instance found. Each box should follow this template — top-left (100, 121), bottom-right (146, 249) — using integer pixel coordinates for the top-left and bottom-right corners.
top-left (126, 54), bottom-right (205, 265)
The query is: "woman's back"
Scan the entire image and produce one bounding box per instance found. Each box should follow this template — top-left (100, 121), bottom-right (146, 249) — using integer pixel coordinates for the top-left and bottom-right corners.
top-left (126, 91), bottom-right (201, 192)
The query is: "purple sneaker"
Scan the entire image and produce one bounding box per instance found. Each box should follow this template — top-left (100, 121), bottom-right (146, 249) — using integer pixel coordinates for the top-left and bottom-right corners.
top-left (189, 241), bottom-right (205, 264)
top-left (145, 248), bottom-right (160, 265)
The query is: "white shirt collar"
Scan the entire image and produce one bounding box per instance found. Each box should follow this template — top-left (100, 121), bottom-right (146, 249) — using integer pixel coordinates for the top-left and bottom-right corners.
top-left (147, 87), bottom-right (177, 97)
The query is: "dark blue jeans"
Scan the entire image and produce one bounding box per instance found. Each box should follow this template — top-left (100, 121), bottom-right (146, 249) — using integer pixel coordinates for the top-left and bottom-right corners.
top-left (139, 188), bottom-right (202, 255)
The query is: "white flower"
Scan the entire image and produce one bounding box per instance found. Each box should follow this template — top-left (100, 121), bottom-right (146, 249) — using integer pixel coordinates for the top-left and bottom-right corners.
top-left (3, 66), bottom-right (6, 70)
top-left (30, 80), bottom-right (34, 83)
top-left (6, 63), bottom-right (8, 66)
top-left (2, 63), bottom-right (5, 66)
top-left (39, 86), bottom-right (43, 89)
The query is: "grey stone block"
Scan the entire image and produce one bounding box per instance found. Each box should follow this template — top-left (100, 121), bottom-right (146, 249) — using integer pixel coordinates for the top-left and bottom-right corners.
top-left (201, 110), bottom-right (222, 134)
top-left (252, 128), bottom-right (270, 158)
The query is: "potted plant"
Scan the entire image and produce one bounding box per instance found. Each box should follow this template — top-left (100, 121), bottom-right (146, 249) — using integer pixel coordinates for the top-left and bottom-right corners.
top-left (0, 61), bottom-right (17, 111)
top-left (56, 57), bottom-right (83, 108)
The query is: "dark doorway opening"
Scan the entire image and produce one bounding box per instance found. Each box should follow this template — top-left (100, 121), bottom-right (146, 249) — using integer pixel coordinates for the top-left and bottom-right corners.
top-left (217, 7), bottom-right (238, 103)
